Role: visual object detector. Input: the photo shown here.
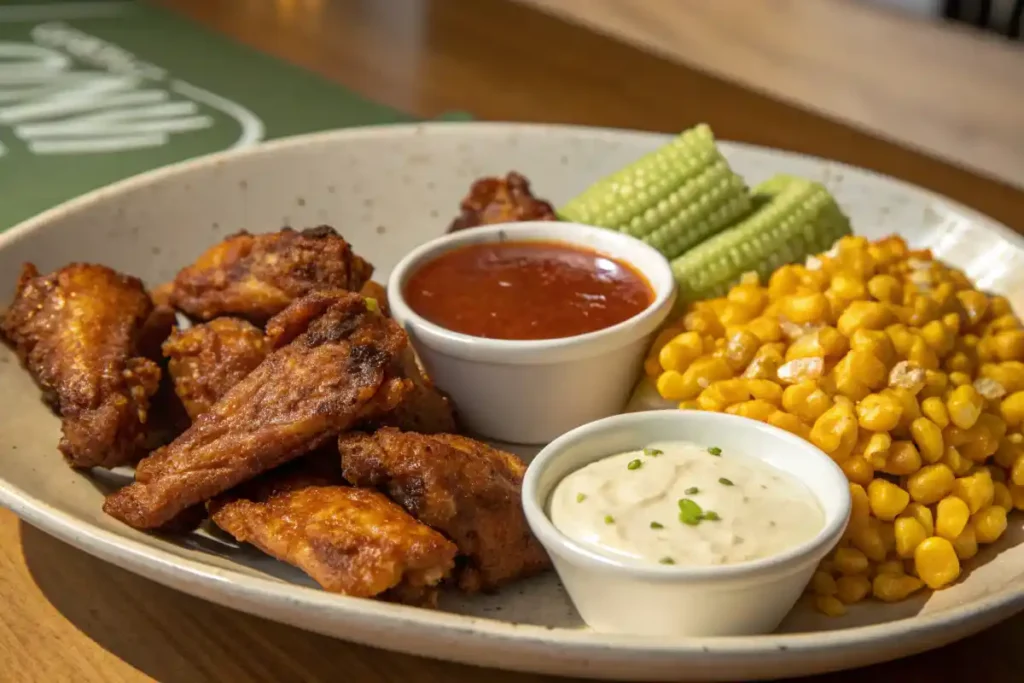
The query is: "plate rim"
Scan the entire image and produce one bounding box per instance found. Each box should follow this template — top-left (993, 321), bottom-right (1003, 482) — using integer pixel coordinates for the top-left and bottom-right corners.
top-left (2, 120), bottom-right (1023, 663)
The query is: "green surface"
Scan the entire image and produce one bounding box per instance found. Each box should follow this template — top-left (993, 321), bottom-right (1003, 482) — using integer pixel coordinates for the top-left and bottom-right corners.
top-left (0, 1), bottom-right (469, 231)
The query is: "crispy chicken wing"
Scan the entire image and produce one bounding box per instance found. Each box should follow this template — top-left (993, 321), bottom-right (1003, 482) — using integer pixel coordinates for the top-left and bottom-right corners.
top-left (162, 318), bottom-right (269, 421)
top-left (209, 464), bottom-right (457, 606)
top-left (103, 291), bottom-right (410, 529)
top-left (358, 280), bottom-right (390, 317)
top-left (165, 227), bottom-right (374, 324)
top-left (448, 172), bottom-right (557, 233)
top-left (1, 263), bottom-right (165, 468)
top-left (365, 348), bottom-right (456, 435)
top-left (338, 428), bottom-right (551, 591)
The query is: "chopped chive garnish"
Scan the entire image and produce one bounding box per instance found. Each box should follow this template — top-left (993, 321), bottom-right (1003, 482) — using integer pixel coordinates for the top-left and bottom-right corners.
top-left (703, 511), bottom-right (721, 521)
top-left (576, 493), bottom-right (586, 503)
top-left (627, 459), bottom-right (643, 471)
top-left (708, 446), bottom-right (722, 456)
top-left (679, 513), bottom-right (701, 526)
top-left (604, 515), bottom-right (615, 525)
top-left (659, 557), bottom-right (676, 565)
top-left (650, 521), bottom-right (664, 529)
top-left (684, 486), bottom-right (699, 495)
top-left (643, 447), bottom-right (663, 457)
top-left (678, 497), bottom-right (703, 525)
top-left (719, 477), bottom-right (734, 486)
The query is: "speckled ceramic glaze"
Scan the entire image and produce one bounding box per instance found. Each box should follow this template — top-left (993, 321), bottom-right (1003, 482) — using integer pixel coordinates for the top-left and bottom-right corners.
top-left (0, 123), bottom-right (1021, 682)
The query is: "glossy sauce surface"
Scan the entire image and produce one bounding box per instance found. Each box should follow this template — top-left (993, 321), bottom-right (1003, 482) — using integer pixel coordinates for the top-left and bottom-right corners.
top-left (549, 441), bottom-right (824, 568)
top-left (403, 240), bottom-right (653, 340)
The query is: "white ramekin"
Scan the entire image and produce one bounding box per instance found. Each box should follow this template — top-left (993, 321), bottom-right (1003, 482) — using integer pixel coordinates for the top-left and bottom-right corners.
top-left (522, 410), bottom-right (852, 637)
top-left (387, 222), bottom-right (676, 444)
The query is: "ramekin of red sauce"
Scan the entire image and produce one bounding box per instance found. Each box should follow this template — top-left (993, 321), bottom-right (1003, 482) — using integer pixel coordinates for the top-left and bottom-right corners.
top-left (388, 221), bottom-right (676, 445)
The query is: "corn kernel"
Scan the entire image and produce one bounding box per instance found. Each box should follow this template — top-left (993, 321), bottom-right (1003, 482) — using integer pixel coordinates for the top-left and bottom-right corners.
top-left (810, 402), bottom-right (858, 458)
top-left (746, 379), bottom-right (783, 405)
top-left (683, 309), bottom-right (724, 337)
top-left (782, 381), bottom-right (832, 423)
top-left (875, 559), bottom-right (904, 576)
top-left (868, 479), bottom-right (910, 521)
top-left (850, 520), bottom-right (887, 562)
top-left (849, 483), bottom-right (870, 527)
top-left (811, 570), bottom-right (838, 596)
top-left (872, 573), bottom-right (924, 602)
top-left (949, 371), bottom-right (972, 387)
top-left (894, 517), bottom-right (928, 558)
top-left (914, 537), bottom-right (961, 589)
top-left (867, 274), bottom-right (902, 303)
top-left (814, 595), bottom-right (847, 617)
top-left (942, 445), bottom-right (973, 476)
top-left (936, 496), bottom-right (971, 540)
top-left (947, 385), bottom-right (984, 429)
top-left (656, 371), bottom-right (688, 400)
top-left (781, 293), bottom-right (830, 325)
top-left (724, 330), bottom-right (760, 371)
top-left (900, 502), bottom-right (935, 537)
top-left (766, 411), bottom-right (810, 439)
top-left (952, 522), bottom-right (978, 560)
top-left (1000, 391), bottom-right (1024, 428)
top-left (747, 316), bottom-right (783, 343)
top-left (906, 463), bottom-right (955, 504)
top-left (921, 319), bottom-right (955, 357)
top-left (994, 330), bottom-right (1024, 362)
top-left (993, 481), bottom-right (1014, 510)
top-left (972, 505), bottom-right (1008, 544)
top-left (910, 417), bottom-right (944, 463)
top-left (856, 393), bottom-right (902, 432)
top-left (1011, 484), bottom-right (1024, 510)
top-left (726, 399), bottom-right (776, 422)
top-left (862, 432), bottom-right (891, 468)
top-left (838, 301), bottom-right (894, 337)
top-left (833, 547), bottom-right (870, 575)
top-left (953, 470), bottom-right (994, 514)
top-left (921, 396), bottom-right (950, 428)
top-left (883, 441), bottom-right (923, 476)
top-left (835, 575), bottom-right (871, 604)
top-left (841, 456), bottom-right (875, 487)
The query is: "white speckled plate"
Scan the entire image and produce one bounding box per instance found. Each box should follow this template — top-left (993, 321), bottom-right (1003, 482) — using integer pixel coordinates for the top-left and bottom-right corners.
top-left (1, 123), bottom-right (1022, 682)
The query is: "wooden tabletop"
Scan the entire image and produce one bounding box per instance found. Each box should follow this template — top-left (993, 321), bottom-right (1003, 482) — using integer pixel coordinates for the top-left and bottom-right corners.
top-left (4, 0), bottom-right (1023, 681)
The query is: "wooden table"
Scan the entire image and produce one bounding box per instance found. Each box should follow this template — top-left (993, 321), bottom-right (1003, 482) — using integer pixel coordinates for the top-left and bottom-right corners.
top-left (3, 1), bottom-right (1023, 681)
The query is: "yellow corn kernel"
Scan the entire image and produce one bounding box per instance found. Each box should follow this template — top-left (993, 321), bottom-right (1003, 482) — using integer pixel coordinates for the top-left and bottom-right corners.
top-left (900, 502), bottom-right (935, 537)
top-left (679, 357), bottom-right (734, 400)
top-left (727, 283), bottom-right (769, 315)
top-left (659, 341), bottom-right (696, 373)
top-left (829, 271), bottom-right (867, 300)
top-left (743, 346), bottom-right (783, 381)
top-left (810, 570), bottom-right (838, 596)
top-left (993, 330), bottom-right (1024, 362)
top-left (989, 296), bottom-right (1013, 318)
top-left (838, 301), bottom-right (894, 337)
top-left (862, 432), bottom-right (891, 468)
top-left (683, 309), bottom-right (724, 338)
top-left (644, 356), bottom-right (663, 377)
top-left (875, 559), bottom-right (904, 576)
top-left (782, 381), bottom-right (833, 423)
top-left (746, 379), bottom-right (783, 405)
top-left (906, 463), bottom-right (955, 505)
top-left (746, 316), bottom-right (782, 344)
top-left (867, 274), bottom-right (902, 303)
top-left (909, 417), bottom-right (944, 463)
top-left (947, 385), bottom-right (984, 429)
top-left (888, 387), bottom-right (923, 431)
top-left (952, 522), bottom-right (978, 560)
top-left (766, 411), bottom-right (810, 439)
top-left (993, 481), bottom-right (1013, 510)
top-left (678, 400), bottom-right (700, 410)
top-left (833, 547), bottom-right (870, 575)
top-left (908, 337), bottom-right (940, 370)
top-left (842, 456), bottom-right (875, 487)
top-left (810, 401), bottom-right (858, 457)
top-left (921, 396), bottom-right (950, 429)
top-left (768, 265), bottom-right (802, 300)
top-left (920, 369), bottom-right (949, 399)
top-left (948, 371), bottom-right (972, 387)
top-left (972, 505), bottom-right (1008, 544)
top-left (872, 573), bottom-right (924, 602)
top-left (850, 520), bottom-right (887, 562)
top-left (725, 399), bottom-right (776, 422)
top-left (953, 470), bottom-right (995, 514)
top-left (909, 295), bottom-right (941, 327)
top-left (835, 575), bottom-right (871, 604)
top-left (894, 516), bottom-right (928, 558)
top-left (849, 483), bottom-right (871, 528)
top-left (814, 595), bottom-right (847, 617)
top-left (867, 479), bottom-right (910, 521)
top-left (957, 290), bottom-right (989, 327)
top-left (1000, 391), bottom-right (1024, 428)
top-left (704, 379), bottom-right (751, 405)
top-left (776, 357), bottom-right (826, 385)
top-left (883, 440), bottom-right (923, 476)
top-left (855, 393), bottom-right (902, 432)
top-left (724, 330), bottom-right (760, 371)
top-left (920, 319), bottom-right (954, 356)
top-left (781, 293), bottom-right (830, 325)
top-left (936, 496), bottom-right (971, 540)
top-left (981, 362), bottom-right (1024, 393)
top-left (1011, 484), bottom-right (1024, 510)
top-left (942, 445), bottom-right (973, 476)
top-left (1013, 454), bottom-right (1024, 487)
top-left (657, 370), bottom-right (689, 401)
top-left (914, 537), bottom-right (961, 589)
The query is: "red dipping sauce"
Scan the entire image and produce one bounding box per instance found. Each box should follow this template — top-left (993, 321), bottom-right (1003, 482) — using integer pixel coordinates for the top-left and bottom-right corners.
top-left (403, 240), bottom-right (654, 341)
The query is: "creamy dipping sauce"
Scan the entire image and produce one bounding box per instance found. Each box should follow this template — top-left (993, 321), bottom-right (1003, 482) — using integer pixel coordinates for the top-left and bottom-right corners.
top-left (549, 441), bottom-right (824, 568)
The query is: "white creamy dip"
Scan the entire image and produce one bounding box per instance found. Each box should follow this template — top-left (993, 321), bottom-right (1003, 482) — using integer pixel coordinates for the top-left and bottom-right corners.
top-left (549, 441), bottom-right (824, 568)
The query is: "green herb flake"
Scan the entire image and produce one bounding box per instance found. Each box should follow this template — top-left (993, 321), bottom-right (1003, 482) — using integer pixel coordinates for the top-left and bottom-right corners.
top-left (658, 556), bottom-right (676, 565)
top-left (643, 447), bottom-right (663, 457)
top-left (650, 521), bottom-right (664, 529)
top-left (627, 459), bottom-right (643, 471)
top-left (604, 515), bottom-right (615, 525)
top-left (684, 486), bottom-right (699, 495)
top-left (677, 497), bottom-right (703, 525)
top-left (708, 446), bottom-right (722, 456)
top-left (719, 477), bottom-right (735, 486)
top-left (576, 493), bottom-right (586, 503)
top-left (702, 511), bottom-right (721, 521)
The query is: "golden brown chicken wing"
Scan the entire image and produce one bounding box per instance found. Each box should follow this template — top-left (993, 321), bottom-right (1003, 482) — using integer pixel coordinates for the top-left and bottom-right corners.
top-left (162, 318), bottom-right (269, 421)
top-left (448, 172), bottom-right (557, 232)
top-left (358, 280), bottom-right (390, 317)
top-left (209, 464), bottom-right (457, 606)
top-left (364, 348), bottom-right (457, 435)
top-left (1, 263), bottom-right (165, 469)
top-left (338, 428), bottom-right (551, 592)
top-left (103, 291), bottom-right (410, 530)
top-left (164, 226), bottom-right (374, 324)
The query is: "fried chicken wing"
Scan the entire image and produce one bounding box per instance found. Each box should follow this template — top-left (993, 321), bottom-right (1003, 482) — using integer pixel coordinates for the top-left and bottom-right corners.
top-left (162, 318), bottom-right (269, 421)
top-left (1, 263), bottom-right (164, 468)
top-left (338, 428), bottom-right (550, 592)
top-left (365, 348), bottom-right (456, 435)
top-left (165, 227), bottom-right (374, 324)
top-left (103, 291), bottom-right (410, 529)
top-left (209, 464), bottom-right (457, 606)
top-left (358, 280), bottom-right (390, 317)
top-left (448, 172), bottom-right (557, 233)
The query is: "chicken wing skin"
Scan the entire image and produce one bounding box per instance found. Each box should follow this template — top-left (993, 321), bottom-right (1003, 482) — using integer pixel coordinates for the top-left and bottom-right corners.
top-left (358, 280), bottom-right (390, 317)
top-left (209, 464), bottom-right (457, 606)
top-left (338, 428), bottom-right (551, 592)
top-left (448, 172), bottom-right (557, 232)
top-left (103, 291), bottom-right (410, 529)
top-left (166, 226), bottom-right (374, 324)
top-left (1, 263), bottom-right (164, 469)
top-left (162, 318), bottom-right (269, 421)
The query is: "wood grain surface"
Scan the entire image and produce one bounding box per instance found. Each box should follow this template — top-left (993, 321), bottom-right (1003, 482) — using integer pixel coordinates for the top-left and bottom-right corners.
top-left (515, 0), bottom-right (1024, 191)
top-left (3, 0), bottom-right (1023, 681)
